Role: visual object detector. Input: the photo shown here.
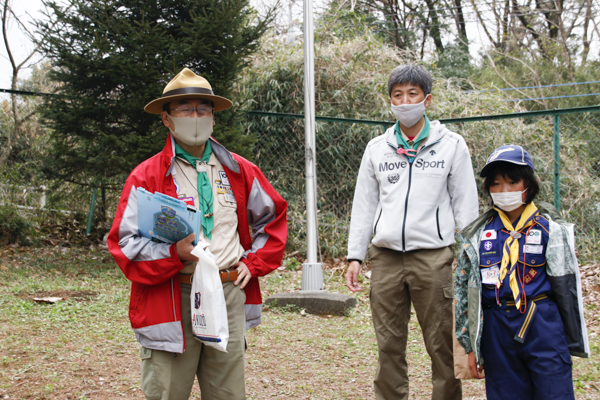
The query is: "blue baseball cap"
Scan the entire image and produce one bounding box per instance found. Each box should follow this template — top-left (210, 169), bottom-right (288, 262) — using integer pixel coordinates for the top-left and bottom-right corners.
top-left (480, 145), bottom-right (534, 177)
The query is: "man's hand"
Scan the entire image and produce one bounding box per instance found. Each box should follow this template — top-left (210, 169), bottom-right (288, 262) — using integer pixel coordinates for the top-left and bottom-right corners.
top-left (233, 261), bottom-right (252, 289)
top-left (176, 233), bottom-right (199, 262)
top-left (346, 261), bottom-right (363, 292)
top-left (468, 351), bottom-right (485, 379)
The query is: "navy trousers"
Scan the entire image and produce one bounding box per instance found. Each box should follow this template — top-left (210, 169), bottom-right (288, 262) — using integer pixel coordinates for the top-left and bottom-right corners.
top-left (481, 299), bottom-right (575, 400)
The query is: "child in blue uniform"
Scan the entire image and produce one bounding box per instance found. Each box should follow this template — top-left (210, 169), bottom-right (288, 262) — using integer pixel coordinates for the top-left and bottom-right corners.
top-left (454, 145), bottom-right (589, 400)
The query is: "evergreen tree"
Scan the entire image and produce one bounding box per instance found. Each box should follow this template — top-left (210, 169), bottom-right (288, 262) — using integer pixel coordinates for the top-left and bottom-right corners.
top-left (37, 0), bottom-right (272, 187)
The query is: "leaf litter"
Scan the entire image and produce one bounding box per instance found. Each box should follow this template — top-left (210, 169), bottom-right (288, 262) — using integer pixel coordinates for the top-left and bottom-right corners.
top-left (0, 248), bottom-right (597, 399)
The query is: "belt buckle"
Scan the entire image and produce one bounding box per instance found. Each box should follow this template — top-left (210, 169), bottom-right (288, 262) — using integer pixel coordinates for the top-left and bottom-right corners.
top-left (220, 267), bottom-right (237, 283)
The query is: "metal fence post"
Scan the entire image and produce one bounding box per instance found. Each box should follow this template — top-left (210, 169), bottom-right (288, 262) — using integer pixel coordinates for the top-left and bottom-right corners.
top-left (86, 187), bottom-right (98, 237)
top-left (102, 185), bottom-right (107, 221)
top-left (553, 114), bottom-right (561, 212)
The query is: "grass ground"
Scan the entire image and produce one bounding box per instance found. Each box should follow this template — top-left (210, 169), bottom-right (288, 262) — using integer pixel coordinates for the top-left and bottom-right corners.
top-left (0, 245), bottom-right (598, 399)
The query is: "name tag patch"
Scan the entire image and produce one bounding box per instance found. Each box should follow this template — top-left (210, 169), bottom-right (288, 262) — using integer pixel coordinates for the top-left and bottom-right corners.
top-left (524, 245), bottom-right (544, 254)
top-left (481, 230), bottom-right (497, 240)
top-left (526, 230), bottom-right (542, 245)
top-left (219, 171), bottom-right (230, 185)
top-left (481, 266), bottom-right (499, 285)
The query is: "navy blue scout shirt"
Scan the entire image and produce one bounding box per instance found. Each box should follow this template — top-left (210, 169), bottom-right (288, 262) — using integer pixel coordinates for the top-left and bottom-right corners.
top-left (479, 213), bottom-right (552, 305)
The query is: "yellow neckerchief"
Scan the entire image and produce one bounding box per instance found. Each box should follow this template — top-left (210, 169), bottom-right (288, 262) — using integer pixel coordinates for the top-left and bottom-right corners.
top-left (493, 202), bottom-right (539, 309)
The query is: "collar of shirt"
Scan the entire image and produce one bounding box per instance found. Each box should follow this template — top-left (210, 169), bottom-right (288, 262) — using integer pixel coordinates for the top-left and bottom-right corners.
top-left (176, 152), bottom-right (217, 167)
top-left (486, 213), bottom-right (537, 239)
top-left (394, 115), bottom-right (430, 151)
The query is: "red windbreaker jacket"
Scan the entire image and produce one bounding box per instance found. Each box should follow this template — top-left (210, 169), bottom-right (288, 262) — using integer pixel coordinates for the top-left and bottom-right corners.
top-left (108, 135), bottom-right (287, 353)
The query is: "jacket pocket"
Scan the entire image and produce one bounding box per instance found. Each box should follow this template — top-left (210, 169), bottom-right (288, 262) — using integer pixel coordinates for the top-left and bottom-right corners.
top-left (519, 251), bottom-right (546, 268)
top-left (216, 194), bottom-right (238, 239)
top-left (443, 284), bottom-right (453, 299)
top-left (130, 285), bottom-right (147, 313)
top-left (436, 207), bottom-right (443, 240)
top-left (217, 192), bottom-right (237, 209)
top-left (373, 209), bottom-right (383, 235)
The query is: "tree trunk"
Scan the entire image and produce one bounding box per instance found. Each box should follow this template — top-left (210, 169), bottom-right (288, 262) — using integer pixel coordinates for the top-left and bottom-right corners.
top-left (512, 0), bottom-right (546, 57)
top-left (581, 0), bottom-right (592, 66)
top-left (424, 0), bottom-right (444, 54)
top-left (453, 0), bottom-right (468, 50)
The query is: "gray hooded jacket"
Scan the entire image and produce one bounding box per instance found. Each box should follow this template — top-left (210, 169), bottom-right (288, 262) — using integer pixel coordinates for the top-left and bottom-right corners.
top-left (348, 120), bottom-right (479, 261)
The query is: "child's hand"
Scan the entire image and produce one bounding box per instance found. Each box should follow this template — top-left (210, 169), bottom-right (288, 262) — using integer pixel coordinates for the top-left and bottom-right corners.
top-left (468, 351), bottom-right (485, 379)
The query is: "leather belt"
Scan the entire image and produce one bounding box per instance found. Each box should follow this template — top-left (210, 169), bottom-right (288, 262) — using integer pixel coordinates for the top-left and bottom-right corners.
top-left (179, 268), bottom-right (238, 285)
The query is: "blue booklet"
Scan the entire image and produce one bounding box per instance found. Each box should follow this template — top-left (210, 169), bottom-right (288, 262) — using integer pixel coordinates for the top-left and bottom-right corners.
top-left (137, 187), bottom-right (201, 245)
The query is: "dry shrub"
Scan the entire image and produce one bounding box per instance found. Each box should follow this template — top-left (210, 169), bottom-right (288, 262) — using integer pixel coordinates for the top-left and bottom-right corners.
top-left (235, 31), bottom-right (600, 262)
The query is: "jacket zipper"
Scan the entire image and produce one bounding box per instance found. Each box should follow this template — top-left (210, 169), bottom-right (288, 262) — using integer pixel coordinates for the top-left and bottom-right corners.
top-left (387, 138), bottom-right (442, 252)
top-left (401, 163), bottom-right (413, 251)
top-left (373, 208), bottom-right (383, 235)
top-left (171, 278), bottom-right (184, 352)
top-left (436, 207), bottom-right (443, 240)
top-left (171, 278), bottom-right (176, 320)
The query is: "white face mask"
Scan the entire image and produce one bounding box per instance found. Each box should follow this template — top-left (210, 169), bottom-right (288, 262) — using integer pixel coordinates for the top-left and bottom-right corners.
top-left (391, 97), bottom-right (428, 128)
top-left (168, 116), bottom-right (213, 147)
top-left (491, 188), bottom-right (527, 212)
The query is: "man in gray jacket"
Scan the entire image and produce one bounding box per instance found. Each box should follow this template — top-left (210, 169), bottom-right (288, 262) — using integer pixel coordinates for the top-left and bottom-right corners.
top-left (346, 65), bottom-right (479, 400)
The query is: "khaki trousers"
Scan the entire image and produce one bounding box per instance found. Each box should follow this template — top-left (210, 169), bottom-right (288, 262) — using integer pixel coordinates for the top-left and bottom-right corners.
top-left (368, 245), bottom-right (461, 400)
top-left (140, 281), bottom-right (246, 400)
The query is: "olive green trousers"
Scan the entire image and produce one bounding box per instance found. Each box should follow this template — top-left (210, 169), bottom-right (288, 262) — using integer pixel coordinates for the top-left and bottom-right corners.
top-left (368, 245), bottom-right (461, 400)
top-left (140, 281), bottom-right (246, 400)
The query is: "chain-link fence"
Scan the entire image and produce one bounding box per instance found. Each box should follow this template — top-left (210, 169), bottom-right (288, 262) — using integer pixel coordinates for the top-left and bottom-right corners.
top-left (0, 90), bottom-right (116, 245)
top-left (2, 93), bottom-right (600, 261)
top-left (246, 106), bottom-right (600, 262)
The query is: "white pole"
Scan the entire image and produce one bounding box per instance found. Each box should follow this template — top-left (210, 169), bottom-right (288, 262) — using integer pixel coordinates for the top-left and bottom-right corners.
top-left (288, 1), bottom-right (294, 44)
top-left (301, 0), bottom-right (323, 291)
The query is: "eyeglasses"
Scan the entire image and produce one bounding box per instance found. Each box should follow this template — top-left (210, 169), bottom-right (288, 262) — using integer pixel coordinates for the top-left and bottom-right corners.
top-left (170, 105), bottom-right (213, 116)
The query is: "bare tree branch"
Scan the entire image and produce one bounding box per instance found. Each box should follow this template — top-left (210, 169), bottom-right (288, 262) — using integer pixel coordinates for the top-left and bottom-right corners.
top-left (2, 0), bottom-right (16, 72)
top-left (512, 0), bottom-right (547, 55)
top-left (470, 0), bottom-right (498, 47)
top-left (486, 51), bottom-right (547, 108)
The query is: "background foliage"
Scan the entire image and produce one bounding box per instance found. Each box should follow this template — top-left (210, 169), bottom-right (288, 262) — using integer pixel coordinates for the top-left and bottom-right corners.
top-left (1, 0), bottom-right (600, 263)
top-left (36, 0), bottom-right (272, 188)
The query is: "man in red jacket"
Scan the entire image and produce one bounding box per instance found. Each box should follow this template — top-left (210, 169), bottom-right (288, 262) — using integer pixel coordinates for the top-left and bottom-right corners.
top-left (108, 68), bottom-right (287, 400)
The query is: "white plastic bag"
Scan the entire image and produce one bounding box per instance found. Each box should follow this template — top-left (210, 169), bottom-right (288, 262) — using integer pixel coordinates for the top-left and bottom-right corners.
top-left (190, 241), bottom-right (229, 352)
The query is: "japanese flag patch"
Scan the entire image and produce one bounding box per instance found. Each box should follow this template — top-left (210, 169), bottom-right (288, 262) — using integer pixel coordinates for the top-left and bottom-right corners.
top-left (481, 229), bottom-right (497, 241)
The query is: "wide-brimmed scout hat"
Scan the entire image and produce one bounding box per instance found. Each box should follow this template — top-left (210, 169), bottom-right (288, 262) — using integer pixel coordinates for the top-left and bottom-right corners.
top-left (144, 68), bottom-right (233, 114)
top-left (480, 144), bottom-right (534, 177)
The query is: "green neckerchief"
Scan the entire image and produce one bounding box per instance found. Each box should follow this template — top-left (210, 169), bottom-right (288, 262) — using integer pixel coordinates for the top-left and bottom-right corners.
top-left (174, 141), bottom-right (213, 240)
top-left (394, 115), bottom-right (430, 163)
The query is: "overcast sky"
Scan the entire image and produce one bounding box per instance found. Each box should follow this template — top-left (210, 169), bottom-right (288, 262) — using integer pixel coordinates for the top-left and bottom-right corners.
top-left (1, 0), bottom-right (596, 91)
top-left (0, 0), bottom-right (46, 89)
top-left (0, 0), bottom-right (457, 90)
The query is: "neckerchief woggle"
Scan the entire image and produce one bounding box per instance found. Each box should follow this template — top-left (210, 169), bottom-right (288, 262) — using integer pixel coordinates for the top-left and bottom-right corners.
top-left (174, 141), bottom-right (214, 240)
top-left (394, 115), bottom-right (430, 163)
top-left (493, 202), bottom-right (539, 309)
